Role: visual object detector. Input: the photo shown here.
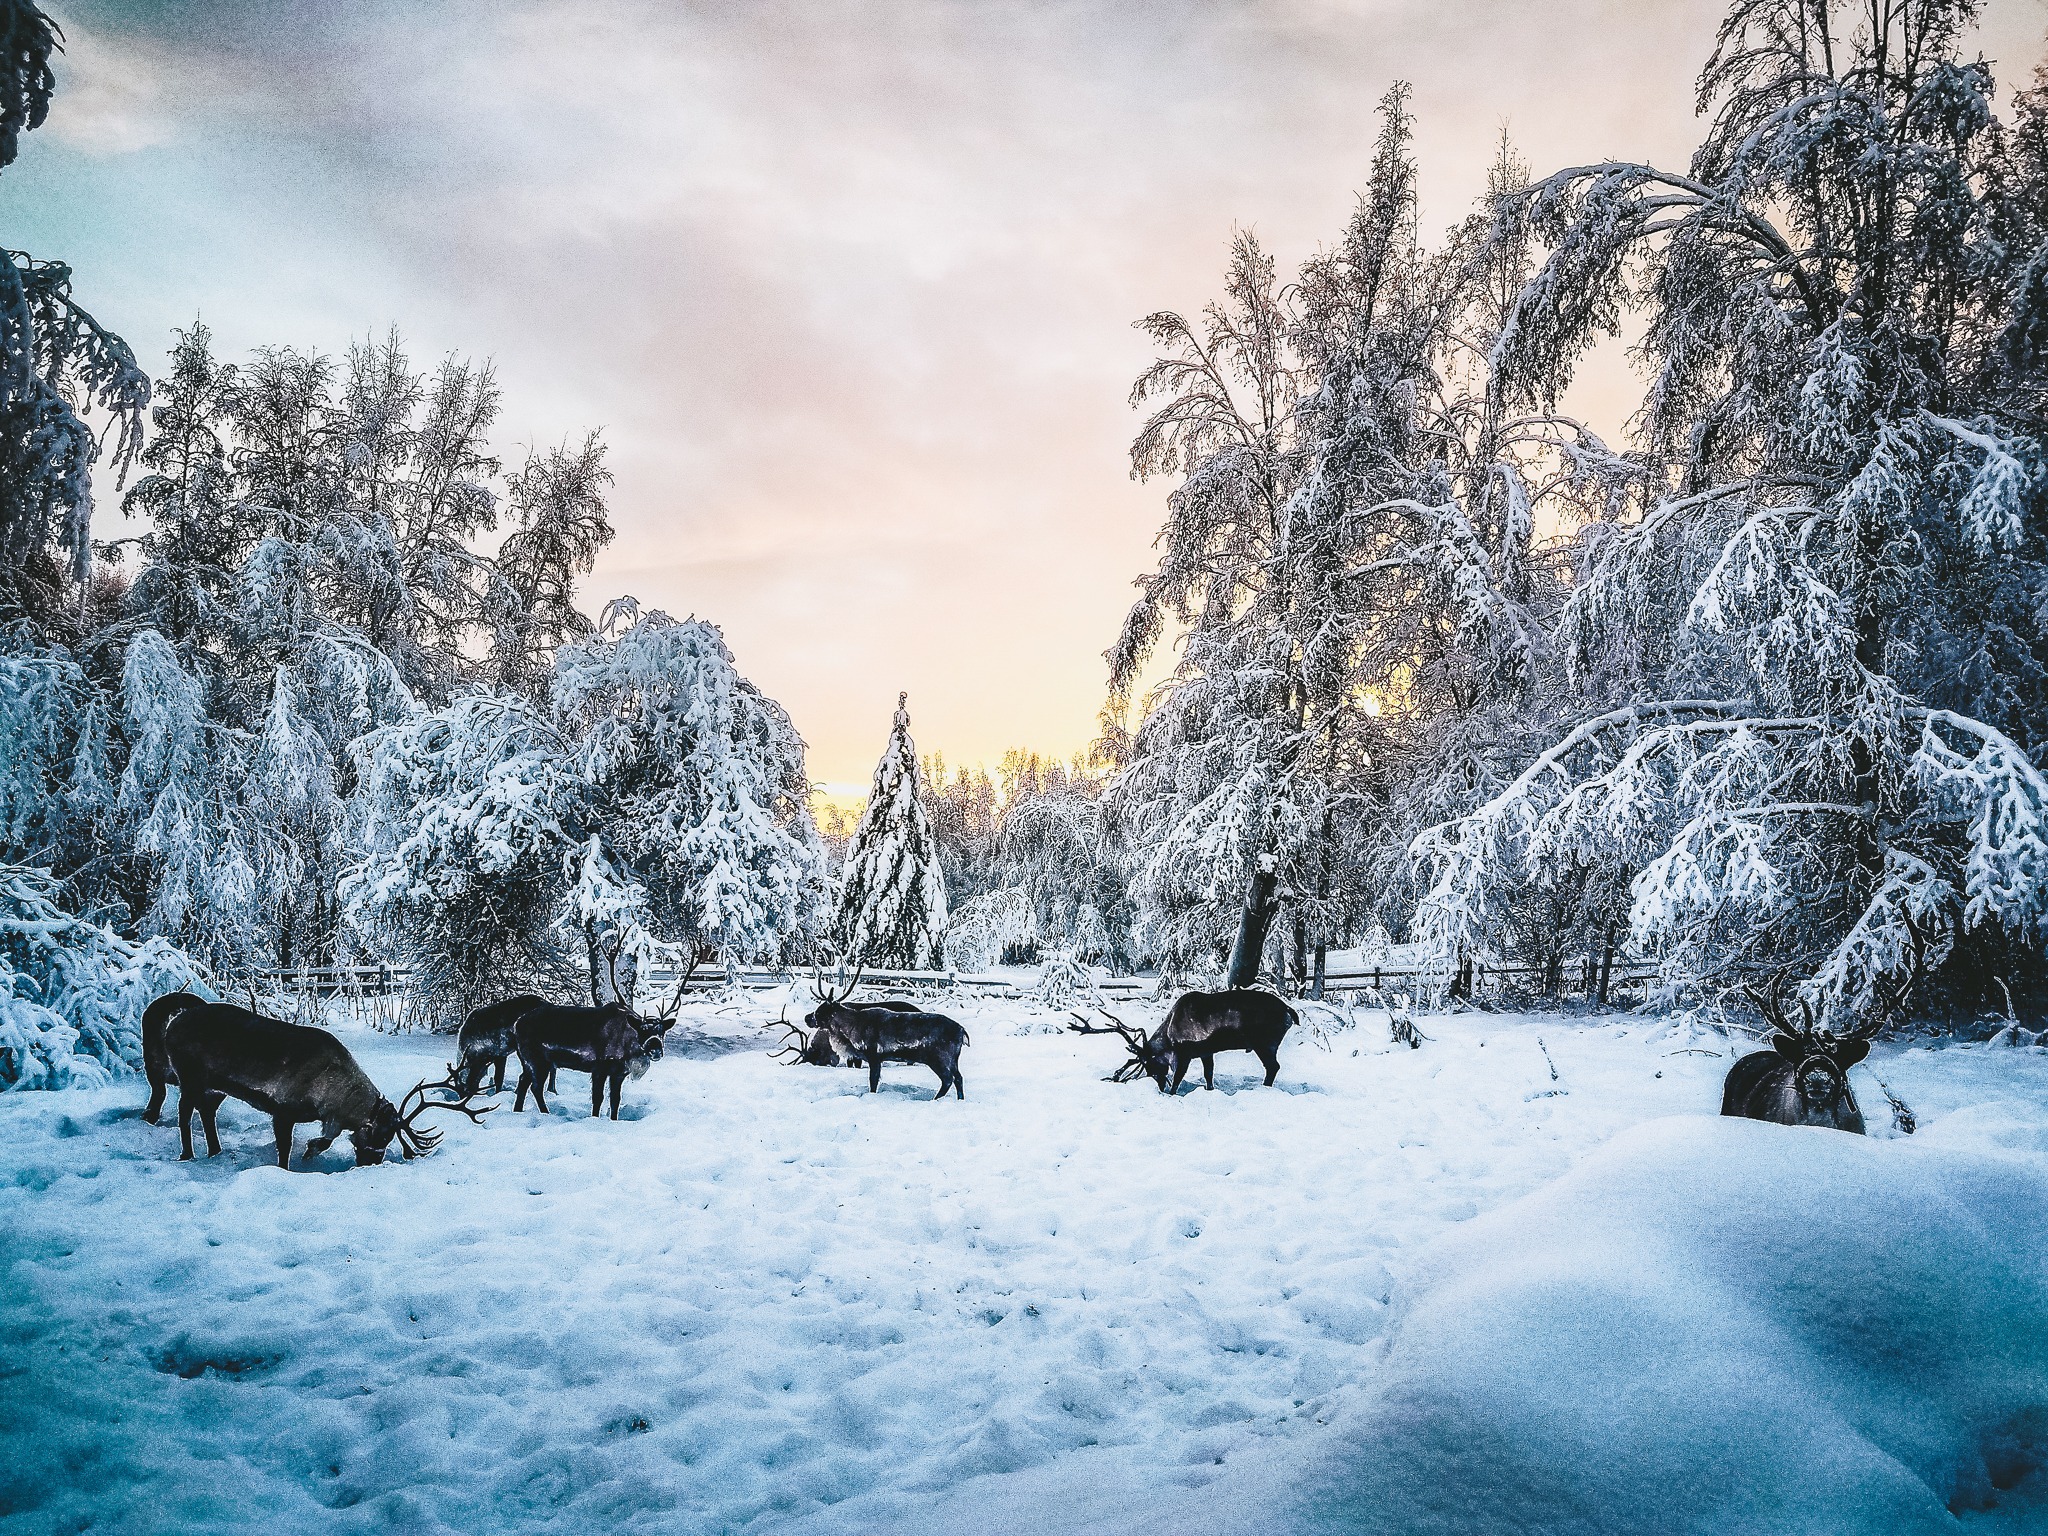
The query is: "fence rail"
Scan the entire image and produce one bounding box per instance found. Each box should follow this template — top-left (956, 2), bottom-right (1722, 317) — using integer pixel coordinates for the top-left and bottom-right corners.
top-left (251, 964), bottom-right (1155, 1001)
top-left (253, 960), bottom-right (1663, 1007)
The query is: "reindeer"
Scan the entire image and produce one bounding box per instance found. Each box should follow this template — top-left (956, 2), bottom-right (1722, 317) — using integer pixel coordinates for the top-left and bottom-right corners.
top-left (800, 964), bottom-right (968, 1100)
top-left (768, 987), bottom-right (922, 1068)
top-left (1069, 988), bottom-right (1296, 1093)
top-left (512, 996), bottom-right (677, 1119)
top-left (140, 989), bottom-right (209, 1124)
top-left (455, 993), bottom-right (549, 1095)
top-left (1721, 934), bottom-right (1924, 1135)
top-left (165, 1002), bottom-right (489, 1167)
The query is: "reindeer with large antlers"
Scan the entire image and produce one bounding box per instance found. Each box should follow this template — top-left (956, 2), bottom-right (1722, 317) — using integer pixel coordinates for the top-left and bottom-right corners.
top-left (1721, 925), bottom-right (1926, 1135)
top-left (795, 961), bottom-right (969, 1100)
top-left (1069, 989), bottom-right (1296, 1094)
top-left (767, 963), bottom-right (926, 1068)
top-left (164, 1002), bottom-right (491, 1167)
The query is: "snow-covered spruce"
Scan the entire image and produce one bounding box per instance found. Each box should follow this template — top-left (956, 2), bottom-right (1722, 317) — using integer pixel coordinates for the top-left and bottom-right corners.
top-left (836, 692), bottom-right (948, 969)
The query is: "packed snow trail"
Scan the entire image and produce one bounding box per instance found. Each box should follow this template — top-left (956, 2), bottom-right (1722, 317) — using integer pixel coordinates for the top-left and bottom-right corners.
top-left (2, 1003), bottom-right (2044, 1534)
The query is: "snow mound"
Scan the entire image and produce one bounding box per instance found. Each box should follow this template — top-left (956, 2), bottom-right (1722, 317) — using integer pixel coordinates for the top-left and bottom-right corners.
top-left (865, 1114), bottom-right (2048, 1536)
top-left (1279, 1115), bottom-right (2048, 1535)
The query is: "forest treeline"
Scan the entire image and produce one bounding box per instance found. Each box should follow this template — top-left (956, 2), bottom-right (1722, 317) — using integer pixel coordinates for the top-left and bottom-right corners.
top-left (6, 0), bottom-right (2048, 1088)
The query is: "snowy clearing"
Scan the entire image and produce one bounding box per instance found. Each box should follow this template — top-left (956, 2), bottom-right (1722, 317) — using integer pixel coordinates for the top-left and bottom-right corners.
top-left (4, 1000), bottom-right (2046, 1535)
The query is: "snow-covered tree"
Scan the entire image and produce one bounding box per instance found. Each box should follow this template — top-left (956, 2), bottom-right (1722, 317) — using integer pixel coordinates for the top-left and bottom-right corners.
top-left (491, 434), bottom-right (615, 696)
top-left (1108, 91), bottom-right (1557, 985)
top-left (555, 601), bottom-right (825, 973)
top-left (0, 863), bottom-right (205, 1089)
top-left (1414, 0), bottom-right (2048, 1021)
top-left (346, 604), bottom-right (823, 1018)
top-left (344, 691), bottom-right (584, 1020)
top-left (836, 692), bottom-right (948, 969)
top-left (0, 0), bottom-right (148, 627)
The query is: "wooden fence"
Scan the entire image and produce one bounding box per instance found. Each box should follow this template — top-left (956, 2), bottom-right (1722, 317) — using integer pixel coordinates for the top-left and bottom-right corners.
top-left (254, 959), bottom-right (1661, 1009)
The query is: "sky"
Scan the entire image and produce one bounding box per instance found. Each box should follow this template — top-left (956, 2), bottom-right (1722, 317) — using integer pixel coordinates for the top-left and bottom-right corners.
top-left (8, 0), bottom-right (2045, 790)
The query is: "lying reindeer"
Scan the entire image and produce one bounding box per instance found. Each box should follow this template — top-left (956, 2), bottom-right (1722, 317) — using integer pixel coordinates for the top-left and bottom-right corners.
top-left (141, 989), bottom-right (210, 1124)
top-left (1070, 988), bottom-right (1296, 1093)
top-left (165, 1002), bottom-right (489, 1167)
top-left (455, 993), bottom-right (549, 1095)
top-left (802, 965), bottom-right (968, 1100)
top-left (1721, 982), bottom-right (1873, 1134)
top-left (512, 998), bottom-right (675, 1119)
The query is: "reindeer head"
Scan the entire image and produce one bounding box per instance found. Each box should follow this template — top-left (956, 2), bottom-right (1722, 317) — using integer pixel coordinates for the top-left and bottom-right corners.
top-left (355, 1070), bottom-right (494, 1165)
top-left (805, 957), bottom-right (867, 1031)
top-left (1754, 977), bottom-right (1874, 1122)
top-left (1068, 1010), bottom-right (1172, 1092)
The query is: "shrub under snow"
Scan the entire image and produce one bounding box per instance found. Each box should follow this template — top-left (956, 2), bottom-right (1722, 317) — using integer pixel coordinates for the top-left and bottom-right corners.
top-left (0, 865), bottom-right (208, 1089)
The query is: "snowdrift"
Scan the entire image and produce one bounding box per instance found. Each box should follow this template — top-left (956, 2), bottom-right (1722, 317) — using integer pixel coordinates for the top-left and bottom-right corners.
top-left (857, 1113), bottom-right (2048, 1536)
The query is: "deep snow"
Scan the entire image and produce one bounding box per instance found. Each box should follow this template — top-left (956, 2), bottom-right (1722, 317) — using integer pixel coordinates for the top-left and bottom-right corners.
top-left (2, 998), bottom-right (2045, 1535)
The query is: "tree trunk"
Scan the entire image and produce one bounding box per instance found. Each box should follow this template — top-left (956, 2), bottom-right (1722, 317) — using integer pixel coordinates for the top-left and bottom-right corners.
top-left (1596, 923), bottom-right (1616, 1007)
top-left (1312, 941), bottom-right (1326, 1001)
top-left (1290, 918), bottom-right (1308, 996)
top-left (1225, 854), bottom-right (1280, 989)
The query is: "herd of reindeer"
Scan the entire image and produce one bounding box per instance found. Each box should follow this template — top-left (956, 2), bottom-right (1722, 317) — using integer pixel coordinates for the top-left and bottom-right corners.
top-left (129, 963), bottom-right (1885, 1173)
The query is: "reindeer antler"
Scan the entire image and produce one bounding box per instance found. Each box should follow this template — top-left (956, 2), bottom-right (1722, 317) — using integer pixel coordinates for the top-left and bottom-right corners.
top-left (393, 1070), bottom-right (495, 1157)
top-left (812, 957), bottom-right (865, 1004)
top-left (764, 1000), bottom-right (811, 1063)
top-left (1067, 1009), bottom-right (1152, 1081)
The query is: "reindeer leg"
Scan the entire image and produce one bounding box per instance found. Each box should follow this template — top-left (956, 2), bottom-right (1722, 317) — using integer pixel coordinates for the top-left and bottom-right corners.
top-left (1168, 1053), bottom-right (1190, 1094)
top-left (272, 1116), bottom-right (294, 1169)
top-left (609, 1068), bottom-right (623, 1121)
top-left (1257, 1047), bottom-right (1280, 1086)
top-left (143, 1081), bottom-right (167, 1125)
top-left (951, 1060), bottom-right (964, 1101)
top-left (492, 1055), bottom-right (506, 1095)
top-left (591, 1068), bottom-right (605, 1119)
top-left (178, 1087), bottom-right (197, 1160)
top-left (869, 1057), bottom-right (883, 1095)
top-left (1202, 1054), bottom-right (1216, 1090)
top-left (198, 1094), bottom-right (224, 1158)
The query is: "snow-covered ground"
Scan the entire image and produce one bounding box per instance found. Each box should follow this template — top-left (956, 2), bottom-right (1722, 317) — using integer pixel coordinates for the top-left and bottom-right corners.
top-left (3, 997), bottom-right (2045, 1534)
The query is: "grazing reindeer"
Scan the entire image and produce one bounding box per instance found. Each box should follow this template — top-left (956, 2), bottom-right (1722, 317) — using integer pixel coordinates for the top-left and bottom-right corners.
top-left (165, 1002), bottom-right (490, 1167)
top-left (803, 964), bottom-right (968, 1100)
top-left (455, 994), bottom-right (549, 1094)
top-left (512, 997), bottom-right (677, 1119)
top-left (1069, 988), bottom-right (1296, 1093)
top-left (1720, 932), bottom-right (1926, 1136)
top-left (141, 990), bottom-right (209, 1124)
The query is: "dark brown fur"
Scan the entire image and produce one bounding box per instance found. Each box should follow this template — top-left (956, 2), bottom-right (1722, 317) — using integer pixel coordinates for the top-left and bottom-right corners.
top-left (512, 1002), bottom-right (671, 1119)
top-left (778, 997), bottom-right (923, 1067)
top-left (1721, 1032), bottom-right (1868, 1133)
top-left (141, 990), bottom-right (208, 1124)
top-left (810, 998), bottom-right (968, 1100)
top-left (456, 994), bottom-right (548, 1094)
top-left (1072, 989), bottom-right (1296, 1093)
top-left (164, 1003), bottom-right (486, 1167)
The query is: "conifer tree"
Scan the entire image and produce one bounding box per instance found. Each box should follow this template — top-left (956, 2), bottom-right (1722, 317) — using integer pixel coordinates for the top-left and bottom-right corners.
top-left (835, 692), bottom-right (948, 969)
